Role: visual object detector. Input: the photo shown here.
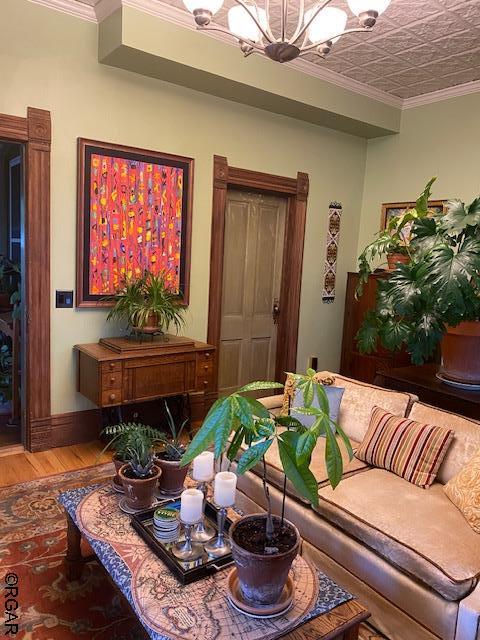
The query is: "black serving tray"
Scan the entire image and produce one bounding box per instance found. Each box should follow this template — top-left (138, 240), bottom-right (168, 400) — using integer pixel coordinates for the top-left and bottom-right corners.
top-left (130, 497), bottom-right (234, 585)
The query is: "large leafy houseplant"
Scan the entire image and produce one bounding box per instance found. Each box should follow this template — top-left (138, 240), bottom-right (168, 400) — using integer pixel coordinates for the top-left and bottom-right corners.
top-left (106, 270), bottom-right (185, 333)
top-left (356, 178), bottom-right (436, 297)
top-left (180, 369), bottom-right (352, 605)
top-left (356, 178), bottom-right (480, 373)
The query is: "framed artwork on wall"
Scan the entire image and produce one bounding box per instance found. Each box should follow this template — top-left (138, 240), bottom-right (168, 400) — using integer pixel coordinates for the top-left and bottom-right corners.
top-left (381, 199), bottom-right (446, 243)
top-left (76, 138), bottom-right (194, 308)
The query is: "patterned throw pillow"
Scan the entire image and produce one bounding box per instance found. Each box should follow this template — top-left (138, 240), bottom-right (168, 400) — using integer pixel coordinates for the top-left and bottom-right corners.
top-left (355, 406), bottom-right (454, 488)
top-left (444, 449), bottom-right (480, 533)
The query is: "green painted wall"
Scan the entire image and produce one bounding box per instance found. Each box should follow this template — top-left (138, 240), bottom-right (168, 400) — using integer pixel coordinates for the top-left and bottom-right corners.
top-left (358, 93), bottom-right (480, 256)
top-left (1, 0), bottom-right (368, 414)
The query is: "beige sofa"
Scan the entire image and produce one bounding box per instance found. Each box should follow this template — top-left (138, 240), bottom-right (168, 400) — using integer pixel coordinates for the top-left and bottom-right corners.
top-left (235, 374), bottom-right (480, 640)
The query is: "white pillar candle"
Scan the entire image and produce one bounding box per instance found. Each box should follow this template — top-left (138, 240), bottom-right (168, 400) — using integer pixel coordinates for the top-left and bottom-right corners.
top-left (214, 471), bottom-right (237, 507)
top-left (192, 451), bottom-right (214, 481)
top-left (179, 488), bottom-right (204, 523)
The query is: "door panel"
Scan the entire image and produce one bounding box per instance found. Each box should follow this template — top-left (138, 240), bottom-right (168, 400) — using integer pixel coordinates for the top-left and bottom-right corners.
top-left (219, 191), bottom-right (286, 395)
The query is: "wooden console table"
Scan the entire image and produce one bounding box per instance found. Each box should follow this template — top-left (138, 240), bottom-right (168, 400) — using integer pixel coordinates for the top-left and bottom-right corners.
top-left (375, 364), bottom-right (480, 421)
top-left (75, 337), bottom-right (216, 421)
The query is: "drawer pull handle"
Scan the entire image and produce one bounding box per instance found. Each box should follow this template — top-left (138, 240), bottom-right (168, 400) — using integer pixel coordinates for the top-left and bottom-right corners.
top-left (205, 353), bottom-right (210, 358)
top-left (109, 393), bottom-right (116, 401)
top-left (109, 363), bottom-right (115, 370)
top-left (203, 380), bottom-right (208, 386)
top-left (110, 376), bottom-right (116, 383)
top-left (204, 365), bottom-right (209, 371)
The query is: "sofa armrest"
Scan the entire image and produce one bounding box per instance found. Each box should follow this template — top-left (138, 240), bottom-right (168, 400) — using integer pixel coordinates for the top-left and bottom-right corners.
top-left (258, 394), bottom-right (283, 416)
top-left (456, 582), bottom-right (480, 640)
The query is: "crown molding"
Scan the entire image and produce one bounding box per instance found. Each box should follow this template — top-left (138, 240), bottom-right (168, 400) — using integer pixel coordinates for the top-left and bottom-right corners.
top-left (28, 0), bottom-right (480, 112)
top-left (29, 0), bottom-right (98, 21)
top-left (402, 79), bottom-right (480, 110)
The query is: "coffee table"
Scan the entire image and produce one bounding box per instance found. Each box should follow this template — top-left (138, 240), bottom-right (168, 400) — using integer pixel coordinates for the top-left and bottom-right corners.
top-left (60, 484), bottom-right (369, 640)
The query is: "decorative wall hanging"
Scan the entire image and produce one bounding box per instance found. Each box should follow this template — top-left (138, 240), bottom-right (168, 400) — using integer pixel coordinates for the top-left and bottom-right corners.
top-left (76, 139), bottom-right (194, 307)
top-left (381, 199), bottom-right (446, 242)
top-left (322, 202), bottom-right (342, 304)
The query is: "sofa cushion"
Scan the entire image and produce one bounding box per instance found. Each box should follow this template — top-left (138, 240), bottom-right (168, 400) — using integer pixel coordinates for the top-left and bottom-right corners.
top-left (408, 402), bottom-right (480, 484)
top-left (315, 469), bottom-right (480, 601)
top-left (444, 448), bottom-right (480, 534)
top-left (355, 406), bottom-right (454, 488)
top-left (330, 374), bottom-right (417, 442)
top-left (291, 385), bottom-right (345, 428)
top-left (241, 434), bottom-right (369, 504)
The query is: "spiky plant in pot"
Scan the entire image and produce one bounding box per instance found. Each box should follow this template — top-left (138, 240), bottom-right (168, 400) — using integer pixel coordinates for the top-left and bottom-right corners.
top-left (155, 400), bottom-right (191, 495)
top-left (180, 369), bottom-right (352, 605)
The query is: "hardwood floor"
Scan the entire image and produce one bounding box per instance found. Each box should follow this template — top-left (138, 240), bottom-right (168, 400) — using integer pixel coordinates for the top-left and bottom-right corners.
top-left (0, 439), bottom-right (111, 486)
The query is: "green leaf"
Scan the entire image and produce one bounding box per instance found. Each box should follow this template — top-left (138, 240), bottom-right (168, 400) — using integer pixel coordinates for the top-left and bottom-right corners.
top-left (275, 415), bottom-right (304, 430)
top-left (233, 395), bottom-right (255, 430)
top-left (237, 381), bottom-right (284, 393)
top-left (292, 406), bottom-right (323, 416)
top-left (278, 438), bottom-right (319, 506)
top-left (241, 396), bottom-right (270, 420)
top-left (303, 380), bottom-right (314, 407)
top-left (441, 198), bottom-right (480, 233)
top-left (325, 426), bottom-right (343, 489)
top-left (296, 431), bottom-right (317, 467)
top-left (415, 176), bottom-right (437, 215)
top-left (379, 318), bottom-right (412, 351)
top-left (334, 422), bottom-right (354, 461)
top-left (226, 426), bottom-right (244, 462)
top-left (356, 311), bottom-right (379, 354)
top-left (181, 397), bottom-right (232, 465)
top-left (314, 383), bottom-right (330, 416)
top-left (236, 439), bottom-right (272, 474)
top-left (306, 368), bottom-right (316, 377)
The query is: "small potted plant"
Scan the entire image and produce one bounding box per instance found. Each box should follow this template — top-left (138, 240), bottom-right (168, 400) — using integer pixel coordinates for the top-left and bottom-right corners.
top-left (155, 400), bottom-right (190, 495)
top-left (100, 422), bottom-right (162, 496)
top-left (181, 369), bottom-right (352, 606)
top-left (118, 428), bottom-right (161, 510)
top-left (0, 257), bottom-right (19, 312)
top-left (356, 178), bottom-right (436, 297)
top-left (106, 270), bottom-right (186, 334)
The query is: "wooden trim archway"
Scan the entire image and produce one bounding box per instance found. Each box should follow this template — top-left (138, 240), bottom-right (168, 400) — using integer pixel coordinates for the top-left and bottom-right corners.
top-left (207, 155), bottom-right (309, 389)
top-left (0, 108), bottom-right (51, 451)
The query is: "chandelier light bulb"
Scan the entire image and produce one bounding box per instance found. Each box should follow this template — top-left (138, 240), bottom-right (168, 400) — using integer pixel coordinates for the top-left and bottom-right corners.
top-left (183, 0), bottom-right (224, 16)
top-left (304, 6), bottom-right (348, 44)
top-left (347, 0), bottom-right (391, 17)
top-left (228, 4), bottom-right (267, 42)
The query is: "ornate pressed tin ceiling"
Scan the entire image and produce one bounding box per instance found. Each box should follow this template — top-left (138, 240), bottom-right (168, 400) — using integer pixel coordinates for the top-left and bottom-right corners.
top-left (38, 0), bottom-right (480, 101)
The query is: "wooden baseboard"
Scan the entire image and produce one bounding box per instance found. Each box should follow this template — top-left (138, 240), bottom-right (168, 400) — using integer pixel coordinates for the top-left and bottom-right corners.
top-left (48, 409), bottom-right (101, 450)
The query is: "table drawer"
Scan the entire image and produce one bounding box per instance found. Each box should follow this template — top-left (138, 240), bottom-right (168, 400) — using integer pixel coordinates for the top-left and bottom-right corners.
top-left (101, 388), bottom-right (122, 406)
top-left (102, 371), bottom-right (122, 389)
top-left (101, 361), bottom-right (122, 375)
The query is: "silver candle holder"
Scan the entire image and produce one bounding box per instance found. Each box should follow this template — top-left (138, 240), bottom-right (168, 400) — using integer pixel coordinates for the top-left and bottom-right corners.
top-left (191, 479), bottom-right (215, 542)
top-left (204, 505), bottom-right (231, 558)
top-left (172, 515), bottom-right (204, 562)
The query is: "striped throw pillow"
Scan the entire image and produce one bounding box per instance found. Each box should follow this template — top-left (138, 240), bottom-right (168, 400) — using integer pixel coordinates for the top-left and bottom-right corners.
top-left (356, 407), bottom-right (454, 488)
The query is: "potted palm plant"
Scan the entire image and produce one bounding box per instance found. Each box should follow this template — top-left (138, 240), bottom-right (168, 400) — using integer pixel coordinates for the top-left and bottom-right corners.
top-left (356, 178), bottom-right (480, 384)
top-left (356, 178), bottom-right (436, 297)
top-left (180, 369), bottom-right (352, 606)
top-left (154, 400), bottom-right (191, 495)
top-left (106, 270), bottom-right (186, 333)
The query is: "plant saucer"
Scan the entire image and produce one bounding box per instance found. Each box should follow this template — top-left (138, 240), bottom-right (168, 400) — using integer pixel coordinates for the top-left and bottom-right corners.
top-left (226, 568), bottom-right (294, 618)
top-left (111, 477), bottom-right (124, 494)
top-left (119, 497), bottom-right (158, 515)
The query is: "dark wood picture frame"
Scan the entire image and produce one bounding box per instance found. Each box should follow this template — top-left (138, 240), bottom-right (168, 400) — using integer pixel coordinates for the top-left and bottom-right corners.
top-left (381, 199), bottom-right (446, 232)
top-left (208, 155), bottom-right (309, 389)
top-left (76, 138), bottom-right (194, 308)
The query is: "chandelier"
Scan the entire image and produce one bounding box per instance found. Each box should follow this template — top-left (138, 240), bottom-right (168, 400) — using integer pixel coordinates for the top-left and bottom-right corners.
top-left (182, 0), bottom-right (391, 63)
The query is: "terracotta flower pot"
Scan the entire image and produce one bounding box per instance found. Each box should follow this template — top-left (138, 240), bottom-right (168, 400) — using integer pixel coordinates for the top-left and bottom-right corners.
top-left (387, 252), bottom-right (409, 270)
top-left (119, 463), bottom-right (161, 510)
top-left (229, 514), bottom-right (301, 606)
top-left (440, 321), bottom-right (480, 384)
top-left (112, 453), bottom-right (125, 490)
top-left (155, 455), bottom-right (190, 495)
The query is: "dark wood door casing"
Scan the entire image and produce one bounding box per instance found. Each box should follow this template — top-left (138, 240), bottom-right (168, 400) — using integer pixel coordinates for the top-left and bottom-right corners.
top-left (0, 108), bottom-right (52, 451)
top-left (208, 155), bottom-right (309, 387)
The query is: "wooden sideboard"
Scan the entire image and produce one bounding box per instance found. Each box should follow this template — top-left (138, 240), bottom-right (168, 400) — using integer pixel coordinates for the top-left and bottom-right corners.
top-left (75, 338), bottom-right (217, 421)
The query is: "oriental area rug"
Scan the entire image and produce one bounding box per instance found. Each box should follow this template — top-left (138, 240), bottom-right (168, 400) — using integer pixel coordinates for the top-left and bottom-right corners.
top-left (0, 464), bottom-right (385, 639)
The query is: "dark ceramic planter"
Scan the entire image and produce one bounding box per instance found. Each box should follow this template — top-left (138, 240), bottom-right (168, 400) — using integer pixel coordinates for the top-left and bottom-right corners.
top-left (441, 321), bottom-right (480, 384)
top-left (119, 463), bottom-right (161, 510)
top-left (229, 514), bottom-right (301, 606)
top-left (155, 455), bottom-right (190, 494)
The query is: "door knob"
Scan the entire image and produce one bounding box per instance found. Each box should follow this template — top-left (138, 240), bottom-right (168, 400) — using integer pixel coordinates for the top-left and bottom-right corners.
top-left (272, 298), bottom-right (280, 324)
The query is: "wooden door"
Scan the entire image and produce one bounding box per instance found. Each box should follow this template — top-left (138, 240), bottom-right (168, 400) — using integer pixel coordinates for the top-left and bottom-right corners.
top-left (218, 191), bottom-right (286, 395)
